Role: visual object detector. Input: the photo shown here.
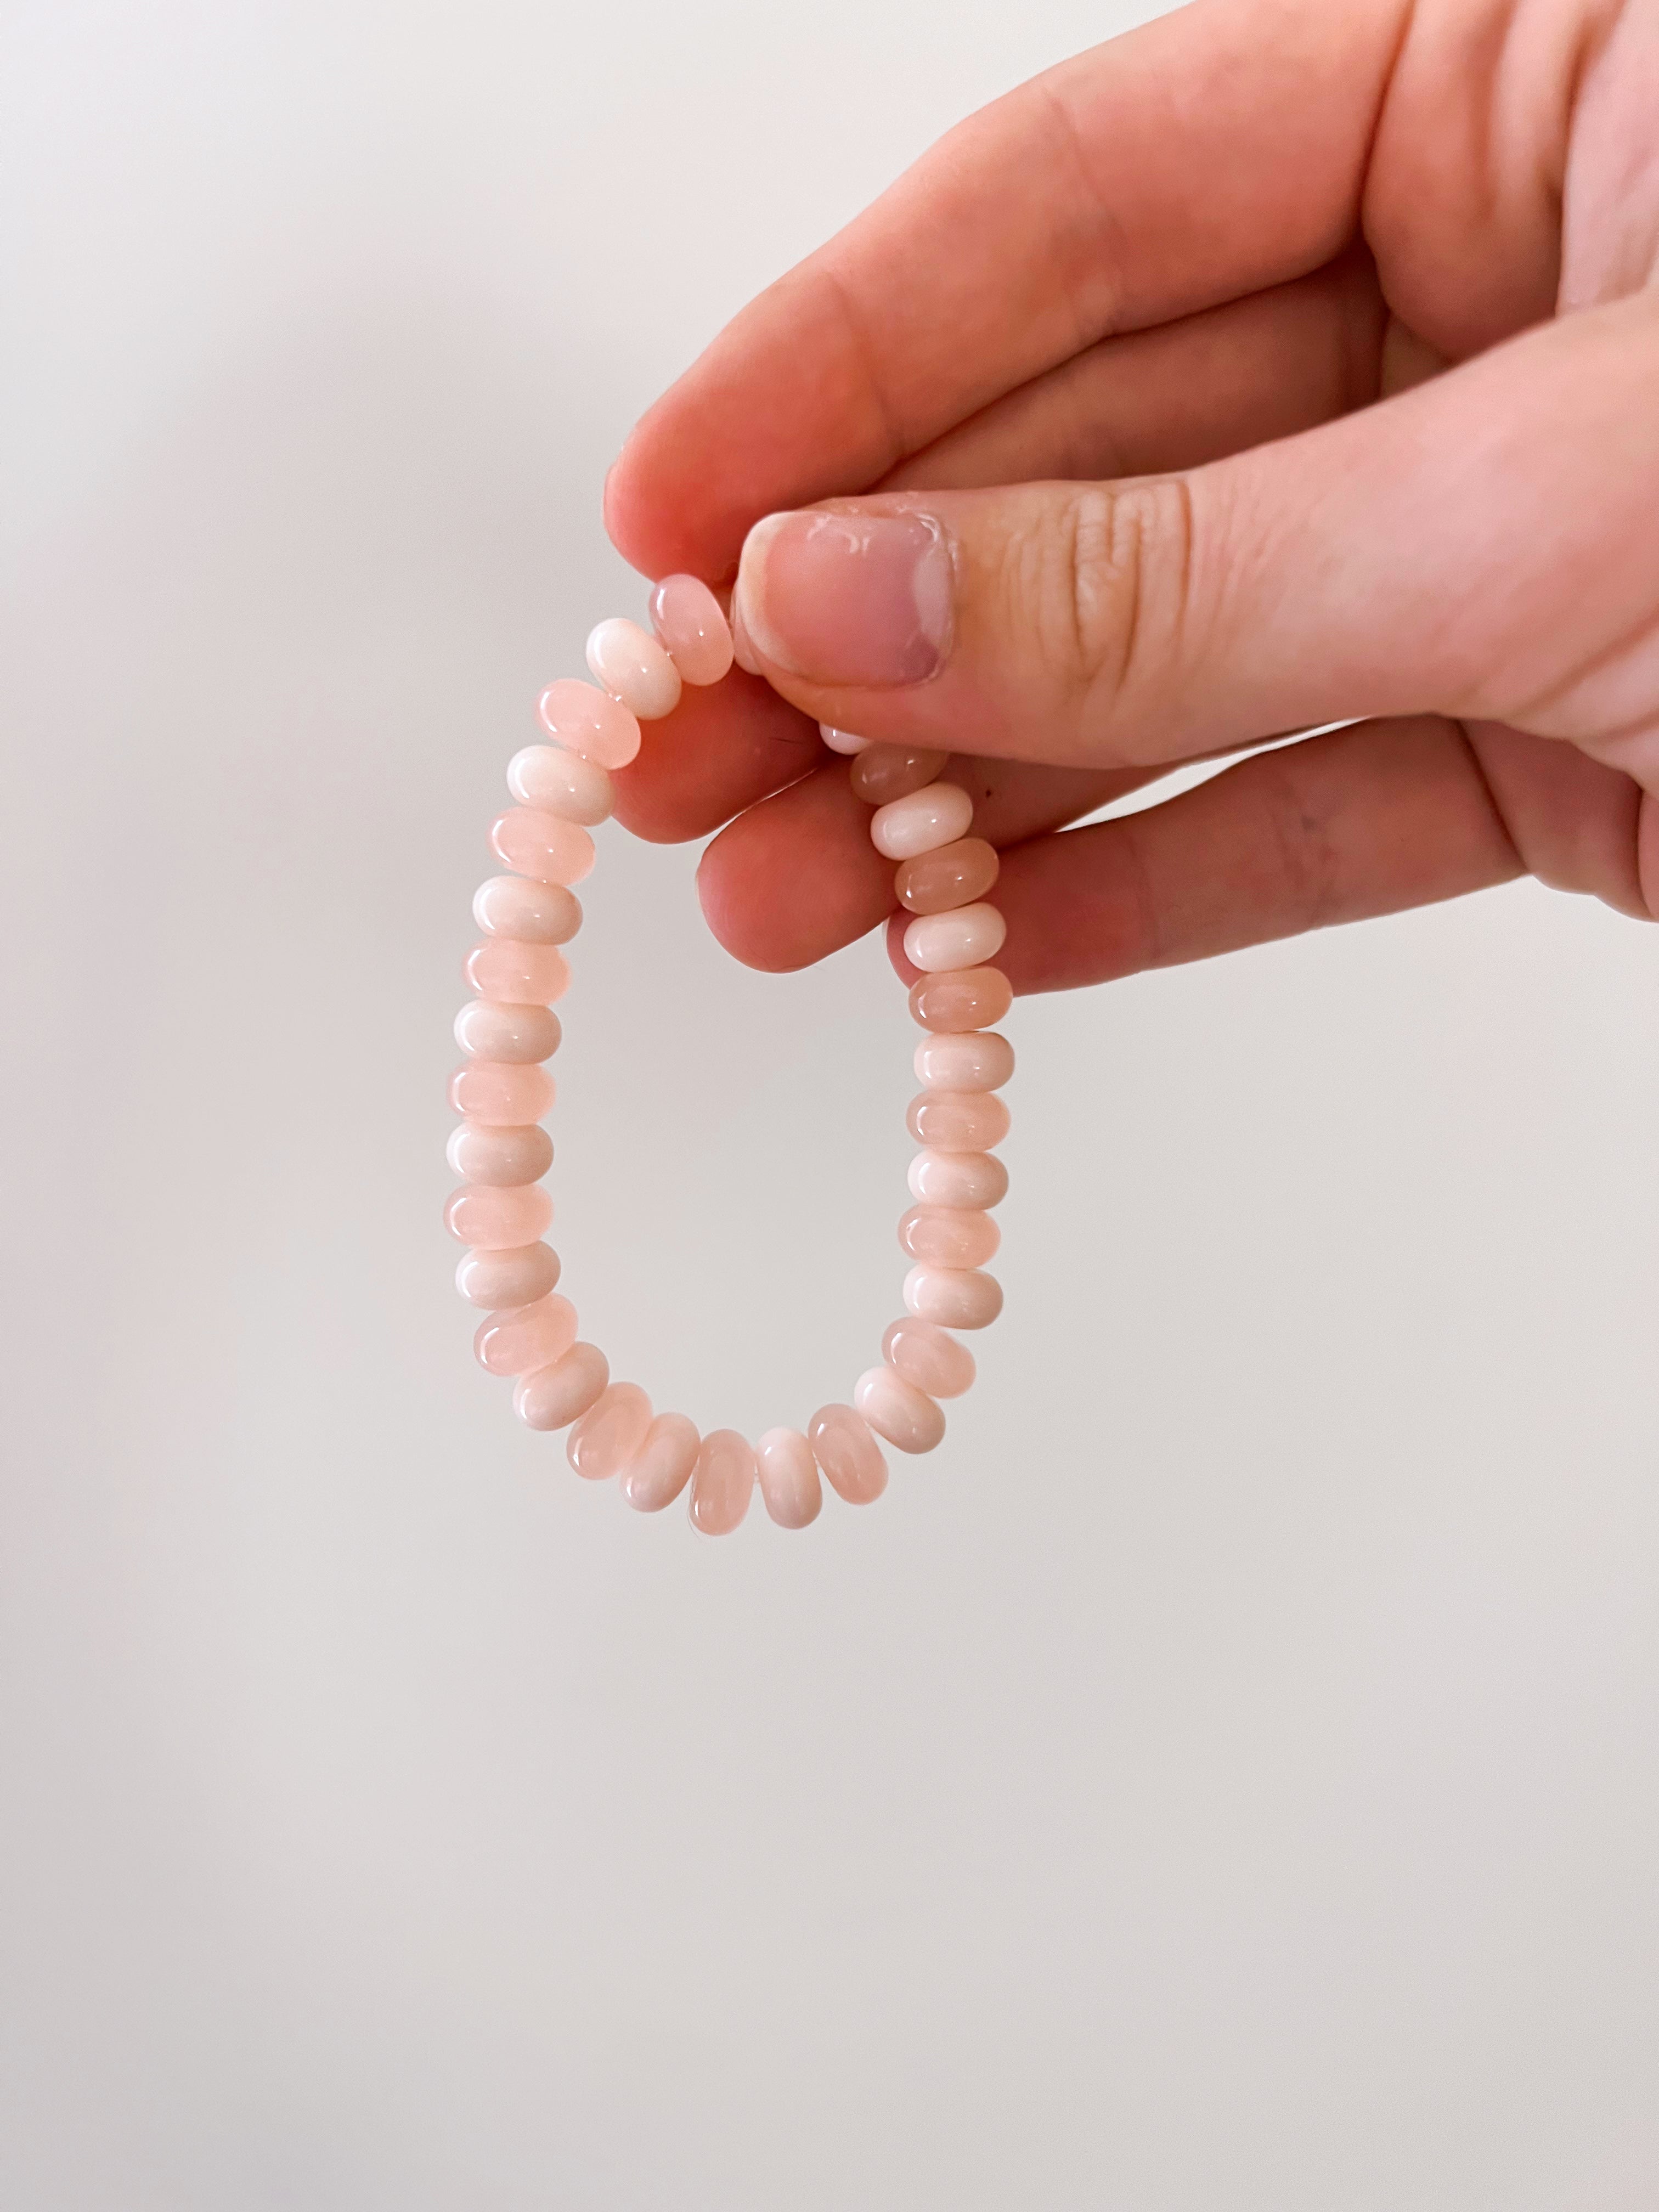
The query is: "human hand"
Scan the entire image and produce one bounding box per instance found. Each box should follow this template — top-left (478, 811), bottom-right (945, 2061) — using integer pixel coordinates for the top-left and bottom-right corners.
top-left (603, 0), bottom-right (1657, 993)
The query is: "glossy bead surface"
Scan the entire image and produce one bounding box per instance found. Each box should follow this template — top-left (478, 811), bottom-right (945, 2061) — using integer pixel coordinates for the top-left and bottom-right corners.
top-left (907, 1147), bottom-right (1007, 1209)
top-left (906, 1089), bottom-right (1011, 1151)
top-left (689, 1429), bottom-right (756, 1536)
top-left (909, 966), bottom-right (1013, 1033)
top-left (902, 1264), bottom-right (1003, 1330)
top-left (620, 1412), bottom-right (701, 1511)
top-left (447, 1120), bottom-right (553, 1188)
top-left (568, 1381), bottom-right (653, 1481)
top-left (447, 1060), bottom-right (554, 1125)
top-left (849, 746), bottom-right (949, 805)
top-left (464, 939), bottom-right (570, 1005)
top-left (914, 1030), bottom-right (1015, 1093)
top-left (489, 808), bottom-right (596, 885)
top-left (474, 1293), bottom-right (578, 1377)
top-left (753, 1428), bottom-right (820, 1528)
top-left (650, 575), bottom-right (733, 686)
top-left (871, 781), bottom-right (974, 860)
top-left (899, 1203), bottom-right (1000, 1269)
top-left (473, 875), bottom-right (582, 946)
top-left (507, 744), bottom-right (615, 826)
top-left (895, 837), bottom-right (1000, 915)
top-left (854, 1364), bottom-right (945, 1454)
top-left (903, 901), bottom-right (1007, 973)
top-left (819, 724), bottom-right (872, 755)
top-left (456, 1241), bottom-right (560, 1309)
top-left (585, 618), bottom-right (682, 720)
top-left (536, 678), bottom-right (642, 769)
top-left (444, 1182), bottom-right (552, 1249)
top-left (807, 1404), bottom-right (889, 1505)
top-left (882, 1317), bottom-right (975, 1400)
top-left (453, 1000), bottom-right (561, 1064)
top-left (513, 1340), bottom-right (608, 1430)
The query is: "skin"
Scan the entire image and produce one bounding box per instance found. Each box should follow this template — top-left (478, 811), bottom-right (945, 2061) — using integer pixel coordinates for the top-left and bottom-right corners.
top-left (603, 0), bottom-right (1659, 994)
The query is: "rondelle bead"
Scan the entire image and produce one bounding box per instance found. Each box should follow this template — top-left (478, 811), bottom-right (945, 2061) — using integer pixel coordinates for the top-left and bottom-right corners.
top-left (456, 1241), bottom-right (561, 1310)
top-left (914, 1030), bottom-right (1015, 1093)
top-left (807, 1404), bottom-right (889, 1504)
top-left (819, 724), bottom-right (872, 755)
top-left (871, 780), bottom-right (974, 861)
top-left (689, 1428), bottom-right (757, 1536)
top-left (447, 1120), bottom-right (553, 1188)
top-left (755, 1426), bottom-right (822, 1528)
top-left (902, 901), bottom-right (1007, 973)
top-left (899, 1203), bottom-right (1001, 1269)
top-left (453, 1000), bottom-right (561, 1064)
top-left (568, 1381), bottom-right (653, 1481)
top-left (620, 1412), bottom-right (701, 1511)
top-left (907, 1147), bottom-right (1007, 1209)
top-left (447, 1060), bottom-right (554, 1125)
top-left (444, 1182), bottom-right (552, 1249)
top-left (882, 1317), bottom-right (976, 1400)
top-left (585, 618), bottom-right (682, 720)
top-left (895, 837), bottom-right (1000, 915)
top-left (849, 746), bottom-right (949, 804)
top-left (512, 1340), bottom-right (608, 1430)
top-left (507, 744), bottom-right (615, 826)
top-left (464, 939), bottom-right (571, 1006)
top-left (909, 966), bottom-right (1013, 1034)
top-left (906, 1089), bottom-right (1011, 1151)
top-left (902, 1264), bottom-right (1003, 1330)
top-left (489, 808), bottom-right (596, 886)
top-left (854, 1364), bottom-right (946, 1454)
top-left (473, 876), bottom-right (582, 946)
top-left (649, 575), bottom-right (733, 686)
top-left (536, 677), bottom-right (642, 769)
top-left (473, 1293), bottom-right (578, 1377)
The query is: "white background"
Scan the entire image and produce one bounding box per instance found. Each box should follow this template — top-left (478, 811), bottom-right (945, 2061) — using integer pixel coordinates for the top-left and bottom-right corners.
top-left (3, 1), bottom-right (1657, 2204)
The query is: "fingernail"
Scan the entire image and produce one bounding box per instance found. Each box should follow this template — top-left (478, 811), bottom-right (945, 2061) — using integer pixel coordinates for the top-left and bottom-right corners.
top-left (734, 508), bottom-right (953, 686)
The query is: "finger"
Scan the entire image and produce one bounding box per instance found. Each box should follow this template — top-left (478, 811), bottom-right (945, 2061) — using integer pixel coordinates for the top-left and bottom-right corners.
top-left (606, 0), bottom-right (1409, 581)
top-left (729, 292), bottom-right (1659, 772)
top-left (609, 668), bottom-right (820, 843)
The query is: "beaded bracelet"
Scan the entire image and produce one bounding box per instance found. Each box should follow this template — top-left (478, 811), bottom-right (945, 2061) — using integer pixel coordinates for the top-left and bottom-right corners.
top-left (446, 573), bottom-right (1012, 1534)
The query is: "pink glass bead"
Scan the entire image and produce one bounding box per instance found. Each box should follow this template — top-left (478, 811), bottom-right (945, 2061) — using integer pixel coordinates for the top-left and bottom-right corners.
top-left (755, 1427), bottom-right (822, 1528)
top-left (568, 1381), bottom-right (653, 1481)
top-left (871, 780), bottom-right (974, 860)
top-left (536, 678), bottom-right (642, 769)
top-left (513, 1341), bottom-right (609, 1430)
top-left (903, 901), bottom-right (1007, 973)
top-left (854, 1364), bottom-right (945, 1454)
top-left (620, 1412), bottom-right (701, 1511)
top-left (473, 876), bottom-right (582, 946)
top-left (899, 1203), bottom-right (1000, 1269)
top-left (585, 618), bottom-right (682, 720)
top-left (819, 724), bottom-right (872, 756)
top-left (902, 1264), bottom-right (1003, 1330)
top-left (906, 1090), bottom-right (1010, 1151)
top-left (474, 1293), bottom-right (578, 1377)
top-left (849, 747), bottom-right (949, 804)
top-left (456, 1242), bottom-right (560, 1308)
top-left (807, 1404), bottom-right (888, 1505)
top-left (447, 1060), bottom-right (554, 1125)
top-left (447, 1120), bottom-right (553, 1188)
top-left (650, 575), bottom-right (734, 686)
top-left (453, 1000), bottom-right (561, 1064)
top-left (907, 1147), bottom-right (1007, 1209)
top-left (444, 1182), bottom-right (552, 1249)
top-left (915, 1031), bottom-right (1015, 1093)
top-left (882, 1317), bottom-right (975, 1400)
top-left (895, 838), bottom-right (1000, 915)
top-left (507, 744), bottom-right (615, 826)
top-left (689, 1429), bottom-right (756, 1536)
top-left (909, 966), bottom-right (1013, 1033)
top-left (464, 939), bottom-right (570, 1005)
top-left (489, 808), bottom-right (596, 886)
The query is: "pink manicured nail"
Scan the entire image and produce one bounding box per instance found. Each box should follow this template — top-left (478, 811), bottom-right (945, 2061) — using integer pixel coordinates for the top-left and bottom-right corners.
top-left (735, 508), bottom-right (953, 686)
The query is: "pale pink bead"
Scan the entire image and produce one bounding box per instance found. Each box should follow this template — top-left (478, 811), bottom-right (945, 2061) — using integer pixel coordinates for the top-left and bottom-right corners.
top-left (473, 875), bottom-right (582, 946)
top-left (907, 1147), bottom-right (1007, 1209)
top-left (585, 618), bottom-right (682, 720)
top-left (474, 1293), bottom-right (578, 1377)
top-left (620, 1412), bottom-right (701, 1511)
top-left (507, 744), bottom-right (614, 826)
top-left (512, 1340), bottom-right (608, 1430)
top-left (453, 1000), bottom-right (561, 1063)
top-left (914, 1030), bottom-right (1015, 1093)
top-left (849, 746), bottom-right (949, 804)
top-left (903, 901), bottom-right (1007, 973)
top-left (456, 1241), bottom-right (560, 1308)
top-left (902, 1264), bottom-right (1003, 1330)
top-left (899, 1203), bottom-right (1000, 1269)
top-left (819, 724), bottom-right (872, 756)
top-left (536, 678), bottom-right (642, 769)
top-left (909, 966), bottom-right (1013, 1033)
top-left (882, 1317), bottom-right (975, 1400)
top-left (444, 1182), bottom-right (552, 1249)
top-left (854, 1364), bottom-right (946, 1454)
top-left (488, 808), bottom-right (596, 885)
top-left (895, 837), bottom-right (1000, 915)
top-left (906, 1090), bottom-right (1010, 1151)
top-left (447, 1120), bottom-right (553, 1188)
top-left (689, 1429), bottom-right (756, 1536)
top-left (568, 1381), bottom-right (653, 1481)
top-left (755, 1427), bottom-right (822, 1529)
top-left (464, 939), bottom-right (570, 1005)
top-left (650, 575), bottom-right (734, 686)
top-left (807, 1404), bottom-right (888, 1506)
top-left (447, 1061), bottom-right (554, 1125)
top-left (871, 781), bottom-right (975, 861)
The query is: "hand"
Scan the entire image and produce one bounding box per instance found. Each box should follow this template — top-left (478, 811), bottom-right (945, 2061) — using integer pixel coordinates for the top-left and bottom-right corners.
top-left (603, 0), bottom-right (1658, 994)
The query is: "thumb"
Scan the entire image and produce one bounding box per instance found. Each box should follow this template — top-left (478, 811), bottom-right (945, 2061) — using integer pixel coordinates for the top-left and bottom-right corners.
top-left (729, 291), bottom-right (1659, 771)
